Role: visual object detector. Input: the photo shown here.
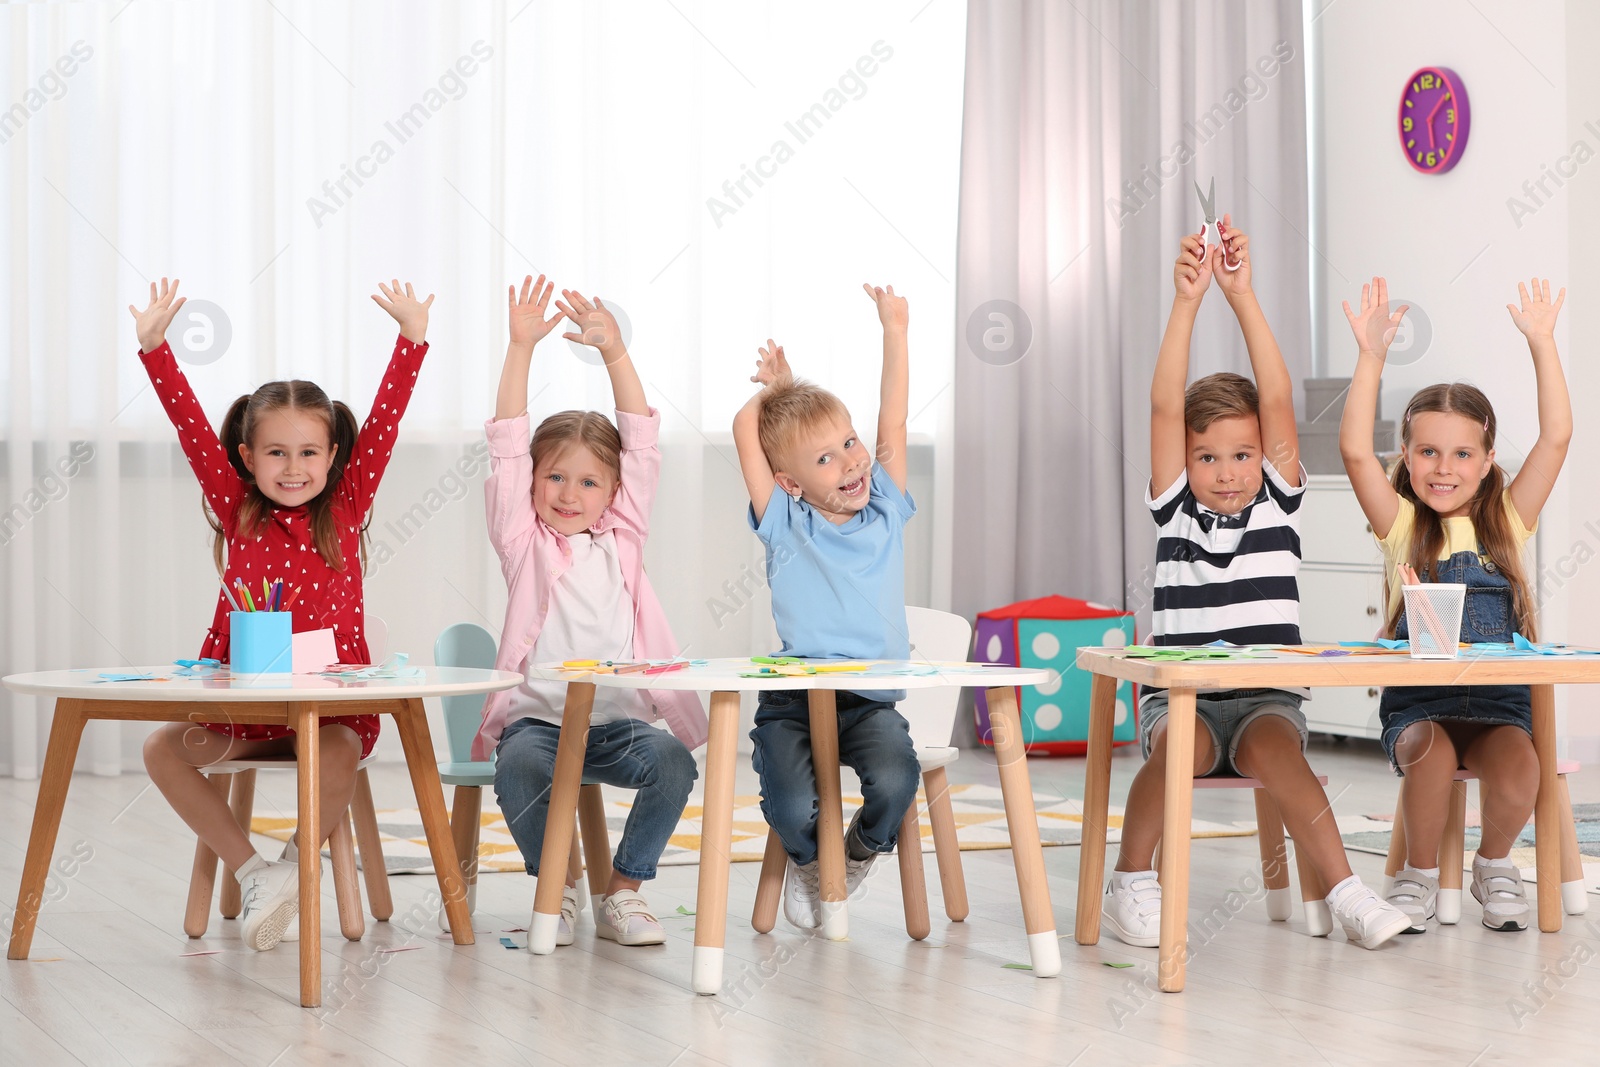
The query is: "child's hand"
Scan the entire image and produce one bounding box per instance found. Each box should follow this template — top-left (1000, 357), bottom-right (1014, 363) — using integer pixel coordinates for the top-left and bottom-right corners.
top-left (1174, 232), bottom-right (1212, 303)
top-left (556, 290), bottom-right (625, 363)
top-left (508, 274), bottom-right (563, 349)
top-left (1507, 277), bottom-right (1565, 340)
top-left (372, 280), bottom-right (435, 344)
top-left (1212, 214), bottom-right (1251, 297)
top-left (1342, 276), bottom-right (1409, 356)
top-left (751, 339), bottom-right (792, 389)
top-left (863, 283), bottom-right (908, 332)
top-left (128, 277), bottom-right (187, 354)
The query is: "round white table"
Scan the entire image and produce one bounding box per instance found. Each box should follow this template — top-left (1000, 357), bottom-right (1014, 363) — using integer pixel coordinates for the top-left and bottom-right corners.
top-left (2, 666), bottom-right (522, 1008)
top-left (526, 658), bottom-right (1056, 995)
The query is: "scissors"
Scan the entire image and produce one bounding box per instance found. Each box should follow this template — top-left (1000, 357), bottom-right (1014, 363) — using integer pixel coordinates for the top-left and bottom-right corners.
top-left (1193, 177), bottom-right (1242, 272)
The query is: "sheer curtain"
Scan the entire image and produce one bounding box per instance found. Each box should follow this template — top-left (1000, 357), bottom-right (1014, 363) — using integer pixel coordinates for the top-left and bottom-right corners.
top-left (0, 1), bottom-right (966, 776)
top-left (952, 0), bottom-right (1311, 626)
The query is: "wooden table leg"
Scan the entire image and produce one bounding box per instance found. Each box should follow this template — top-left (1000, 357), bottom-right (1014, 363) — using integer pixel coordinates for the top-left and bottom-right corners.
top-left (1157, 687), bottom-right (1196, 992)
top-left (292, 702), bottom-right (323, 1008)
top-left (807, 690), bottom-right (848, 940)
top-left (1074, 673), bottom-right (1118, 945)
top-left (391, 697), bottom-right (474, 947)
top-left (986, 685), bottom-right (1060, 977)
top-left (8, 699), bottom-right (88, 960)
top-left (1530, 683), bottom-right (1561, 932)
top-left (693, 692), bottom-right (741, 995)
top-left (529, 683), bottom-right (594, 954)
top-left (897, 801), bottom-right (930, 941)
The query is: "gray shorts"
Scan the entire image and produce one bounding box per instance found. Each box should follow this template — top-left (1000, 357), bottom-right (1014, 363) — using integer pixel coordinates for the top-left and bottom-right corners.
top-left (1139, 688), bottom-right (1307, 777)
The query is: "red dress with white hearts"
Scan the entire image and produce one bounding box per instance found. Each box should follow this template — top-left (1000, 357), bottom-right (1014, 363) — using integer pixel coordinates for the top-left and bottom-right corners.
top-left (139, 335), bottom-right (428, 757)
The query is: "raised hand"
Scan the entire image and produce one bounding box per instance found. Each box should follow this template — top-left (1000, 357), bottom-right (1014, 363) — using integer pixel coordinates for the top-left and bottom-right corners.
top-left (128, 277), bottom-right (188, 354)
top-left (1507, 277), bottom-right (1565, 339)
top-left (1343, 276), bottom-right (1409, 356)
top-left (556, 290), bottom-right (625, 363)
top-left (862, 283), bottom-right (908, 331)
top-left (1212, 214), bottom-right (1252, 297)
top-left (751, 339), bottom-right (792, 389)
top-left (1174, 232), bottom-right (1212, 303)
top-left (508, 274), bottom-right (563, 349)
top-left (372, 280), bottom-right (435, 344)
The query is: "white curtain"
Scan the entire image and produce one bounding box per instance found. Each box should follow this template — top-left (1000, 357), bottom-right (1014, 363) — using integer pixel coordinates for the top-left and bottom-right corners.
top-left (952, 0), bottom-right (1311, 627)
top-left (0, 1), bottom-right (966, 776)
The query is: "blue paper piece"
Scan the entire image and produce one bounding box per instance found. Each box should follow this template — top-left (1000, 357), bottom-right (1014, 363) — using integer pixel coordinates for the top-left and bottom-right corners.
top-left (321, 652), bottom-right (425, 680)
top-left (97, 672), bottom-right (162, 682)
top-left (499, 937), bottom-right (519, 950)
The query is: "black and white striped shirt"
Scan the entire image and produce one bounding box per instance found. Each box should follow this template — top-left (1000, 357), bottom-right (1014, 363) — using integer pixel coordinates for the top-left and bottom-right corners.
top-left (1147, 463), bottom-right (1304, 647)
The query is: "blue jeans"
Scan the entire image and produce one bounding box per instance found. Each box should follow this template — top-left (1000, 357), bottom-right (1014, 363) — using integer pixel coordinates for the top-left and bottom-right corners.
top-left (494, 716), bottom-right (698, 882)
top-left (750, 690), bottom-right (920, 867)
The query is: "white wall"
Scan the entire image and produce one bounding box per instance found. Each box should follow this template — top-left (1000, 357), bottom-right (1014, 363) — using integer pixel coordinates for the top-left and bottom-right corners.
top-left (1315, 0), bottom-right (1599, 757)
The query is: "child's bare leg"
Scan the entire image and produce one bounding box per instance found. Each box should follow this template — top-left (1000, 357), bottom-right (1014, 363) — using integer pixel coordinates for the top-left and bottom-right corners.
top-left (1391, 721), bottom-right (1459, 869)
top-left (1460, 724), bottom-right (1538, 860)
top-left (1234, 715), bottom-right (1351, 884)
top-left (142, 723), bottom-right (293, 870)
top-left (605, 871), bottom-right (643, 895)
top-left (1115, 718), bottom-right (1217, 872)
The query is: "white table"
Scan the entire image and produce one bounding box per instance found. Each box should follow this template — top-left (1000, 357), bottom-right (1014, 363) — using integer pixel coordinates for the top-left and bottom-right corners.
top-left (2, 666), bottom-right (522, 1007)
top-left (526, 658), bottom-right (1056, 994)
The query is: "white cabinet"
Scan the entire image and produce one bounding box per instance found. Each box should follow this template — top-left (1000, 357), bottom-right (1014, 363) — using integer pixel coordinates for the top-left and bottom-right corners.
top-left (1296, 475), bottom-right (1538, 739)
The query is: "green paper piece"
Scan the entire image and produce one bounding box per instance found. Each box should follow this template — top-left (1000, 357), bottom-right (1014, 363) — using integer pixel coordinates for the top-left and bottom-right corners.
top-left (676, 905), bottom-right (695, 916)
top-left (1002, 962), bottom-right (1033, 970)
top-left (1104, 962), bottom-right (1134, 968)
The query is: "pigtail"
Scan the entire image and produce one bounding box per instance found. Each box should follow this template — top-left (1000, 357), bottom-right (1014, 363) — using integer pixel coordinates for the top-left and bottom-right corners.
top-left (306, 399), bottom-right (366, 573)
top-left (1470, 463), bottom-right (1537, 639)
top-left (209, 393), bottom-right (270, 576)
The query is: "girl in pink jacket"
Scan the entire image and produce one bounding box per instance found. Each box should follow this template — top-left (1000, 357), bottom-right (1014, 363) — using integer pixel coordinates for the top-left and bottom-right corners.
top-left (480, 276), bottom-right (706, 949)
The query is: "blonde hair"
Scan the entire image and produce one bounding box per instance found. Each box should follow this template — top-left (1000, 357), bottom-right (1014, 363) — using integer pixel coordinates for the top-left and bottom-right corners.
top-left (531, 410), bottom-right (622, 482)
top-left (757, 378), bottom-right (850, 467)
top-left (1184, 372), bottom-right (1259, 433)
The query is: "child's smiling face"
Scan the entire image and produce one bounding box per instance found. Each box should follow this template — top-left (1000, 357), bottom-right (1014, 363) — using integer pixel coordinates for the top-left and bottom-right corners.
top-left (774, 413), bottom-right (873, 523)
top-left (1185, 414), bottom-right (1264, 515)
top-left (1403, 410), bottom-right (1494, 519)
top-left (238, 407), bottom-right (337, 507)
top-left (533, 442), bottom-right (619, 536)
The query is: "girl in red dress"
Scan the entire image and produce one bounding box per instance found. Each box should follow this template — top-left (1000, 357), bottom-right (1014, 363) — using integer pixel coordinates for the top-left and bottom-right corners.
top-left (134, 277), bottom-right (432, 950)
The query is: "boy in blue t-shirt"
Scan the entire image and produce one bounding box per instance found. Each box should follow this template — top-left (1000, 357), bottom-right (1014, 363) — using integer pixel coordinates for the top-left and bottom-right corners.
top-left (732, 283), bottom-right (921, 931)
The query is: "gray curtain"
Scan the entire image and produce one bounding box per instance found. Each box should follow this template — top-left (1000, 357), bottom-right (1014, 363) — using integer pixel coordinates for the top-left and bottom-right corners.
top-left (953, 0), bottom-right (1311, 633)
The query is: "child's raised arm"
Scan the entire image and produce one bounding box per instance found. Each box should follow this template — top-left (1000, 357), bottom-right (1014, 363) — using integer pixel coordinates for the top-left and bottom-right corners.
top-left (863, 283), bottom-right (909, 493)
top-left (495, 274), bottom-right (563, 420)
top-left (1214, 217), bottom-right (1299, 485)
top-left (1338, 277), bottom-right (1409, 538)
top-left (557, 289), bottom-right (646, 417)
top-left (733, 340), bottom-right (789, 525)
top-left (1505, 277), bottom-right (1571, 527)
top-left (1151, 233), bottom-right (1211, 496)
top-left (129, 276), bottom-right (188, 354)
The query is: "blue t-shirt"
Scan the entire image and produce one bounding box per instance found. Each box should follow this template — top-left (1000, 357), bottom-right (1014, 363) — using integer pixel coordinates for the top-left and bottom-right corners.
top-left (749, 461), bottom-right (916, 701)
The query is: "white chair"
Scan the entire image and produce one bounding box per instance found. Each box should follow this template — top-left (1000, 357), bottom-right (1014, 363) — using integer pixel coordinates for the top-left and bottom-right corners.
top-left (182, 619), bottom-right (392, 940)
top-left (751, 606), bottom-right (975, 936)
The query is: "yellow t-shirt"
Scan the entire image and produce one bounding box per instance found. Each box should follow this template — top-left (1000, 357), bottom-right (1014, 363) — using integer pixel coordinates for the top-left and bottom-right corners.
top-left (1377, 490), bottom-right (1535, 617)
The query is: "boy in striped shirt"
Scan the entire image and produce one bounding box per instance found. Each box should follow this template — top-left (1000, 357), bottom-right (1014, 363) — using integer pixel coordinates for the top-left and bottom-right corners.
top-left (1103, 223), bottom-right (1409, 952)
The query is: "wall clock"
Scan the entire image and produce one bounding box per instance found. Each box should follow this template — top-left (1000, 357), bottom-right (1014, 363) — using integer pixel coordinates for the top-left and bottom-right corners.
top-left (1399, 66), bottom-right (1470, 174)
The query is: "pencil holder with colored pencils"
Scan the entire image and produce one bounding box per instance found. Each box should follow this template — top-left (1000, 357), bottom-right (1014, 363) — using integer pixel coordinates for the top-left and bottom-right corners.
top-left (230, 611), bottom-right (293, 674)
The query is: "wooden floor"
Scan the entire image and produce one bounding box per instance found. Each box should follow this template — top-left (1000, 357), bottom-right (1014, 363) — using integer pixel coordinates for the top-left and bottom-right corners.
top-left (2, 737), bottom-right (1596, 1066)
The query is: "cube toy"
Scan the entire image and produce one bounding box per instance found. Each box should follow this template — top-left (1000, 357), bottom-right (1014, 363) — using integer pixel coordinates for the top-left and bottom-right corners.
top-left (973, 594), bottom-right (1137, 756)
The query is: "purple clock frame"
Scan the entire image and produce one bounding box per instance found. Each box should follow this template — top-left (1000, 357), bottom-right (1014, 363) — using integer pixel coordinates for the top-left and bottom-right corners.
top-left (1398, 66), bottom-right (1470, 175)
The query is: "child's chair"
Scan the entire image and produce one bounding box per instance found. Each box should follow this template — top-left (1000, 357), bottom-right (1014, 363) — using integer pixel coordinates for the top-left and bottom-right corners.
top-left (1382, 760), bottom-right (1586, 921)
top-left (182, 620), bottom-right (393, 941)
top-left (433, 622), bottom-right (612, 923)
top-left (751, 606), bottom-right (977, 939)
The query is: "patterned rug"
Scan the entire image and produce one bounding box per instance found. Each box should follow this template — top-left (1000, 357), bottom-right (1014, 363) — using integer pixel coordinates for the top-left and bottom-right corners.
top-left (250, 782), bottom-right (1253, 875)
top-left (1338, 803), bottom-right (1600, 895)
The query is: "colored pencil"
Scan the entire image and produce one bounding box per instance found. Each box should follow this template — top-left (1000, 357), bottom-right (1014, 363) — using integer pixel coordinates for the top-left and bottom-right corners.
top-left (241, 585), bottom-right (255, 612)
top-left (643, 661), bottom-right (689, 676)
top-left (220, 578), bottom-right (241, 612)
top-left (285, 586), bottom-right (301, 609)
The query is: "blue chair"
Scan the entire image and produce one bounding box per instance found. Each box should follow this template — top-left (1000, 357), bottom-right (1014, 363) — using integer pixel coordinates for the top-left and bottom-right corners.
top-left (433, 623), bottom-right (612, 921)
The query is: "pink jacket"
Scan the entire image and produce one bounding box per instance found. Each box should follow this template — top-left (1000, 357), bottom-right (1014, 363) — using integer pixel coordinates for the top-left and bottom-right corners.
top-left (473, 407), bottom-right (708, 760)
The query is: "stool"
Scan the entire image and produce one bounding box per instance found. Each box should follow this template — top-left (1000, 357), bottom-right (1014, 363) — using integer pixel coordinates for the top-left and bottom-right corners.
top-left (1152, 774), bottom-right (1336, 936)
top-left (1384, 760), bottom-right (1586, 922)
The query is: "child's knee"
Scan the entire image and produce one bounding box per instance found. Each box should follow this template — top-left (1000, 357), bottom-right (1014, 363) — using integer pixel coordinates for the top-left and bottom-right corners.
top-left (656, 739), bottom-right (699, 798)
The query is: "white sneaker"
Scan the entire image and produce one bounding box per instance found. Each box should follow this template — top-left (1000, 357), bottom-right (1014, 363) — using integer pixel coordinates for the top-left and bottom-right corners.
top-left (559, 884), bottom-right (581, 946)
top-left (1471, 856), bottom-right (1530, 931)
top-left (843, 809), bottom-right (881, 897)
top-left (239, 861), bottom-right (299, 951)
top-left (595, 890), bottom-right (666, 946)
top-left (783, 859), bottom-right (822, 930)
top-left (1386, 866), bottom-right (1438, 933)
top-left (1329, 881), bottom-right (1411, 949)
top-left (1103, 870), bottom-right (1161, 948)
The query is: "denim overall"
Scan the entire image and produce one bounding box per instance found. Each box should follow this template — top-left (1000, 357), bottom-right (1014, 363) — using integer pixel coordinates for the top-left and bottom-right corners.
top-left (1378, 547), bottom-right (1532, 773)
